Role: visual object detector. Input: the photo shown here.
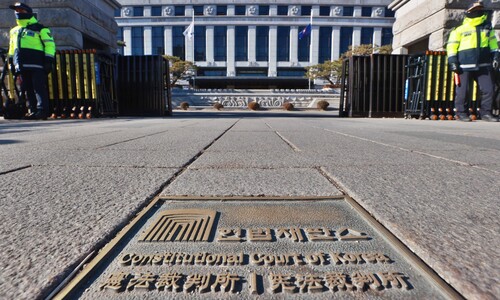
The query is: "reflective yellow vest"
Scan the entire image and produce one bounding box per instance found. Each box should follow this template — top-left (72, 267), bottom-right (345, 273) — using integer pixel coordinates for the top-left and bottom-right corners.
top-left (446, 14), bottom-right (498, 71)
top-left (8, 16), bottom-right (56, 72)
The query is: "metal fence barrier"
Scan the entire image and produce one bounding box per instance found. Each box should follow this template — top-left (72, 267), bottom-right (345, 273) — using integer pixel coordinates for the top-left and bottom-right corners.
top-left (340, 54), bottom-right (409, 118)
top-left (116, 55), bottom-right (171, 116)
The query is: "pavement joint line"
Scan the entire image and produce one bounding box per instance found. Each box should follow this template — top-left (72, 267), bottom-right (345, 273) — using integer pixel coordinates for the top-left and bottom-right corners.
top-left (49, 119), bottom-right (241, 299)
top-left (95, 129), bottom-right (171, 149)
top-left (316, 166), bottom-right (348, 195)
top-left (264, 122), bottom-right (301, 152)
top-left (274, 130), bottom-right (302, 152)
top-left (0, 165), bottom-right (31, 176)
top-left (319, 127), bottom-right (500, 173)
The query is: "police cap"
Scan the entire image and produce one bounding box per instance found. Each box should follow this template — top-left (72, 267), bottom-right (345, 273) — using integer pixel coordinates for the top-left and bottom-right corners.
top-left (466, 1), bottom-right (484, 13)
top-left (8, 2), bottom-right (33, 13)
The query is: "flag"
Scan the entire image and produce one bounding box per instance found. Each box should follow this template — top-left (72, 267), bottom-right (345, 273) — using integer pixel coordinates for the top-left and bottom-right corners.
top-left (298, 24), bottom-right (311, 40)
top-left (183, 22), bottom-right (194, 40)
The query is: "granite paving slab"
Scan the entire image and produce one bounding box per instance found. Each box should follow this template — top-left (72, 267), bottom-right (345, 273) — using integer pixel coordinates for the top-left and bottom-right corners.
top-left (189, 150), bottom-right (317, 169)
top-left (321, 161), bottom-right (499, 300)
top-left (161, 168), bottom-right (342, 197)
top-left (207, 131), bottom-right (295, 152)
top-left (0, 165), bottom-right (178, 300)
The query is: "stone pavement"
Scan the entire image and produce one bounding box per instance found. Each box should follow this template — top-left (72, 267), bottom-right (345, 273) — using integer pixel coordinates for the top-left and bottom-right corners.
top-left (0, 111), bottom-right (498, 299)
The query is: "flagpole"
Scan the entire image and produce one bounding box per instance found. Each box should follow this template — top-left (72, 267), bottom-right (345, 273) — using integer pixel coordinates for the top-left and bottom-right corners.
top-left (192, 14), bottom-right (196, 89)
top-left (308, 14), bottom-right (313, 90)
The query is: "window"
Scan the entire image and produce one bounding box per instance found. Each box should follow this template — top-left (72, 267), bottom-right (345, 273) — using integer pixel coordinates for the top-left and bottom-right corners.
top-left (277, 5), bottom-right (288, 16)
top-left (194, 26), bottom-right (206, 61)
top-left (340, 27), bottom-right (353, 56)
top-left (235, 26), bottom-right (248, 61)
top-left (277, 68), bottom-right (305, 77)
top-left (298, 27), bottom-right (310, 62)
top-left (319, 6), bottom-right (330, 16)
top-left (361, 28), bottom-right (374, 45)
top-left (151, 6), bottom-right (162, 16)
top-left (131, 27), bottom-right (144, 55)
top-left (235, 5), bottom-right (246, 15)
top-left (193, 5), bottom-right (204, 16)
top-left (385, 8), bottom-right (395, 18)
top-left (256, 26), bottom-right (269, 61)
top-left (133, 7), bottom-right (143, 17)
top-left (259, 5), bottom-right (269, 15)
top-left (301, 6), bottom-right (312, 16)
top-left (343, 6), bottom-right (354, 16)
top-left (172, 26), bottom-right (185, 60)
top-left (174, 6), bottom-right (185, 16)
top-left (152, 26), bottom-right (164, 55)
top-left (362, 7), bottom-right (372, 17)
top-left (277, 26), bottom-right (290, 62)
top-left (198, 68), bottom-right (226, 76)
top-left (114, 9), bottom-right (121, 17)
top-left (382, 28), bottom-right (393, 46)
top-left (236, 68), bottom-right (267, 77)
top-left (217, 5), bottom-right (227, 15)
top-left (318, 27), bottom-right (332, 63)
top-left (214, 26), bottom-right (227, 61)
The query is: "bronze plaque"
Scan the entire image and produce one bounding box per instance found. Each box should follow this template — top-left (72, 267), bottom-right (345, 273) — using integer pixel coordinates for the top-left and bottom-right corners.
top-left (56, 198), bottom-right (460, 299)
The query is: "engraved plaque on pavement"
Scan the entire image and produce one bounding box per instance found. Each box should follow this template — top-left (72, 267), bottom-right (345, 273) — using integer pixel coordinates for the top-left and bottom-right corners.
top-left (62, 199), bottom-right (456, 299)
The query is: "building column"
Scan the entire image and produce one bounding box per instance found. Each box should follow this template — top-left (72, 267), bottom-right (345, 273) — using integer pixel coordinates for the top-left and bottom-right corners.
top-left (227, 26), bottom-right (235, 76)
top-left (164, 26), bottom-right (172, 56)
top-left (123, 26), bottom-right (132, 56)
top-left (374, 27), bottom-right (382, 48)
top-left (290, 26), bottom-right (298, 64)
top-left (310, 25), bottom-right (319, 65)
top-left (248, 26), bottom-right (256, 63)
top-left (353, 27), bottom-right (361, 47)
top-left (144, 26), bottom-right (152, 55)
top-left (206, 26), bottom-right (214, 62)
top-left (332, 26), bottom-right (340, 60)
top-left (268, 26), bottom-right (277, 76)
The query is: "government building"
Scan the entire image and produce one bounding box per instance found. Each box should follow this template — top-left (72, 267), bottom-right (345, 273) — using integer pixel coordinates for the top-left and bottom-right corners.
top-left (115, 1), bottom-right (395, 88)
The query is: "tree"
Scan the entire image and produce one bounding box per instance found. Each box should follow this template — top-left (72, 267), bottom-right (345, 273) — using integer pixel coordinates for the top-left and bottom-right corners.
top-left (305, 44), bottom-right (393, 85)
top-left (342, 44), bottom-right (392, 58)
top-left (306, 60), bottom-right (343, 86)
top-left (163, 55), bottom-right (196, 86)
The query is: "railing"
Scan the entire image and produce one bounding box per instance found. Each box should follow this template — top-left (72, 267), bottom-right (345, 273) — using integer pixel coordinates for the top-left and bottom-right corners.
top-left (340, 54), bottom-right (409, 118)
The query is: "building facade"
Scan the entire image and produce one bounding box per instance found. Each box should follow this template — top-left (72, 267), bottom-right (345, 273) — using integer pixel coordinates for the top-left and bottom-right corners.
top-left (0, 0), bottom-right (120, 52)
top-left (115, 0), bottom-right (395, 88)
top-left (390, 0), bottom-right (500, 54)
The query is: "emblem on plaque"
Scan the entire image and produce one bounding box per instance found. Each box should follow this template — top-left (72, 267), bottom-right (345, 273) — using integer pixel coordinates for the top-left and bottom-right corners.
top-left (139, 209), bottom-right (217, 242)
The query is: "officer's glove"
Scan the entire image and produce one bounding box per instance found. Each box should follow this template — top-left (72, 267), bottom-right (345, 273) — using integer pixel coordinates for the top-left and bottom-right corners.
top-left (449, 62), bottom-right (462, 74)
top-left (43, 62), bottom-right (52, 74)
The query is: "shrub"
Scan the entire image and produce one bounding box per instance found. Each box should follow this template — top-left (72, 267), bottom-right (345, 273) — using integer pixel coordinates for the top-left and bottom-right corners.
top-left (283, 102), bottom-right (294, 111)
top-left (213, 103), bottom-right (224, 110)
top-left (317, 100), bottom-right (330, 110)
top-left (248, 101), bottom-right (260, 111)
top-left (180, 102), bottom-right (189, 110)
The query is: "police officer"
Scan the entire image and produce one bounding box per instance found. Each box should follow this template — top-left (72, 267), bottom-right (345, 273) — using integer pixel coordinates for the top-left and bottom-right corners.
top-left (447, 1), bottom-right (499, 122)
top-left (8, 2), bottom-right (56, 120)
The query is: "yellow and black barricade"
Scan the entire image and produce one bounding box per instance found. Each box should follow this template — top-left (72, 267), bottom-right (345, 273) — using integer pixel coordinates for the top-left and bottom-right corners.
top-left (404, 51), bottom-right (483, 120)
top-left (46, 49), bottom-right (118, 118)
